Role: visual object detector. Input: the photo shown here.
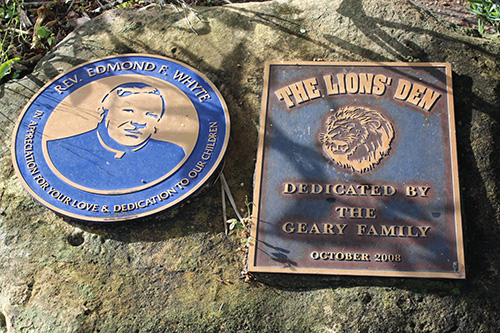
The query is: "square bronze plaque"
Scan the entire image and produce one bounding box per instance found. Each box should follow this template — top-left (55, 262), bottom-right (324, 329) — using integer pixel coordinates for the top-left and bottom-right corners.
top-left (249, 61), bottom-right (465, 279)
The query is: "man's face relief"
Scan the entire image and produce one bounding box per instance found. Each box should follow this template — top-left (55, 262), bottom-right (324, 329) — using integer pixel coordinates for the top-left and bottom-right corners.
top-left (104, 88), bottom-right (163, 147)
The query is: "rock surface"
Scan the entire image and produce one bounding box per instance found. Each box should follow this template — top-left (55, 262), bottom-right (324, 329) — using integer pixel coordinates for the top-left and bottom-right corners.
top-left (1, 0), bottom-right (500, 331)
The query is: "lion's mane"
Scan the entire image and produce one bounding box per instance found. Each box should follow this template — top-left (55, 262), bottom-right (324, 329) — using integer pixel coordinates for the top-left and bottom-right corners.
top-left (319, 106), bottom-right (394, 173)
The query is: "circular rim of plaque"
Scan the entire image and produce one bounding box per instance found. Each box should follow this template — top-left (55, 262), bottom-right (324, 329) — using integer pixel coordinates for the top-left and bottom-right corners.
top-left (11, 54), bottom-right (230, 222)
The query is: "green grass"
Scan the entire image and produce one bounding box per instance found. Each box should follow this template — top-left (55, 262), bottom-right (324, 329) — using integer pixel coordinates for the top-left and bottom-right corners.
top-left (466, 0), bottom-right (500, 33)
top-left (0, 0), bottom-right (25, 79)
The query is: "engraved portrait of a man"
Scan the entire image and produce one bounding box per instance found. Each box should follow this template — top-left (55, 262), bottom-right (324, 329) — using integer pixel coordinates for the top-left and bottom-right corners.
top-left (46, 82), bottom-right (186, 192)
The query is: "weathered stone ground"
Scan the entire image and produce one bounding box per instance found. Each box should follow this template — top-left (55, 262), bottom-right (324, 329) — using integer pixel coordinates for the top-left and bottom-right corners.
top-left (0, 0), bottom-right (499, 331)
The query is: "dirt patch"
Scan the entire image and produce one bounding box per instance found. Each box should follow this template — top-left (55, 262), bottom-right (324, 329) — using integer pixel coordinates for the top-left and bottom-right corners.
top-left (409, 0), bottom-right (495, 33)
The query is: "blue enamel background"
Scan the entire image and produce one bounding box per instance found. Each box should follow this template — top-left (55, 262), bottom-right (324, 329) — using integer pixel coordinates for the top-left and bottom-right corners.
top-left (13, 55), bottom-right (229, 222)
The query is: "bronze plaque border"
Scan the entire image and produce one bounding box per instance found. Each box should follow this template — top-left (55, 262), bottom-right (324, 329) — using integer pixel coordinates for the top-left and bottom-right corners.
top-left (249, 61), bottom-right (465, 279)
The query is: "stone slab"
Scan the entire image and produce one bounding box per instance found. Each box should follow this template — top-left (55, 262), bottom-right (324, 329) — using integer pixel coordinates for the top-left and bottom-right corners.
top-left (1, 0), bottom-right (500, 330)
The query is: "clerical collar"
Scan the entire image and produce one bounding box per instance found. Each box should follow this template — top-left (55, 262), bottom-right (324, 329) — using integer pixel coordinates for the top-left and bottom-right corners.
top-left (96, 122), bottom-right (149, 159)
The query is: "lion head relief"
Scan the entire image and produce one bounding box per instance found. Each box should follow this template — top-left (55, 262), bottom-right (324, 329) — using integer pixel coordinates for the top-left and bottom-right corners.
top-left (319, 106), bottom-right (394, 174)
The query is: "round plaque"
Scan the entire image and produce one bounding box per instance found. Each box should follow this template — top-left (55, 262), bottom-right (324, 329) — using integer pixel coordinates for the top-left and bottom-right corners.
top-left (12, 54), bottom-right (230, 222)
